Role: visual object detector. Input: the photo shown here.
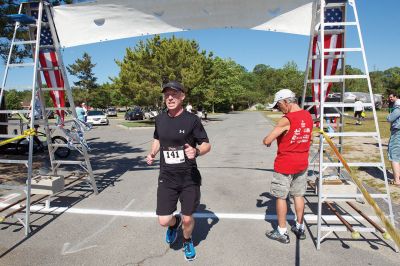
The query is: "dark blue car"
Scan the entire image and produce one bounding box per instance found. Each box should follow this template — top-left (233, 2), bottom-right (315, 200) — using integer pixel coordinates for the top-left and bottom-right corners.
top-left (124, 108), bottom-right (144, 121)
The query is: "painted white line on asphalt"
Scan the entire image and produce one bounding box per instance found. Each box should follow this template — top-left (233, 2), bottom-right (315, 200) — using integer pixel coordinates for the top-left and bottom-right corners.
top-left (0, 202), bottom-right (382, 223)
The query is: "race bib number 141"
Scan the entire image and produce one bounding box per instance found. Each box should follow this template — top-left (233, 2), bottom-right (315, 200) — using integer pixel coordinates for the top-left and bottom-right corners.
top-left (163, 147), bottom-right (185, 164)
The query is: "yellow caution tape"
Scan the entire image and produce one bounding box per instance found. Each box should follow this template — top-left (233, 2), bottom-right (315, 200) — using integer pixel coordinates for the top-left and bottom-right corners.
top-left (23, 128), bottom-right (36, 137)
top-left (0, 128), bottom-right (36, 147)
top-left (317, 129), bottom-right (400, 247)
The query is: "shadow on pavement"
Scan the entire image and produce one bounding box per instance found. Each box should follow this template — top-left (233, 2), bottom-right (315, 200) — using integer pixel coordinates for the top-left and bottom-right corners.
top-left (0, 188), bottom-right (92, 258)
top-left (0, 139), bottom-right (146, 258)
top-left (303, 189), bottom-right (395, 252)
top-left (205, 117), bottom-right (225, 122)
top-left (257, 192), bottom-right (295, 229)
top-left (359, 166), bottom-right (392, 182)
top-left (58, 139), bottom-right (146, 192)
top-left (193, 204), bottom-right (219, 246)
top-left (170, 204), bottom-right (219, 251)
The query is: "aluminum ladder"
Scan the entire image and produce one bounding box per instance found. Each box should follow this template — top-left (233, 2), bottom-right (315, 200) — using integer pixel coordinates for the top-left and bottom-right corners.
top-left (301, 0), bottom-right (397, 251)
top-left (0, 0), bottom-right (98, 236)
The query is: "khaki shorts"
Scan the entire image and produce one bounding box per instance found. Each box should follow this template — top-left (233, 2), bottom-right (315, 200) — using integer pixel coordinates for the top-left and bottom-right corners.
top-left (270, 170), bottom-right (308, 199)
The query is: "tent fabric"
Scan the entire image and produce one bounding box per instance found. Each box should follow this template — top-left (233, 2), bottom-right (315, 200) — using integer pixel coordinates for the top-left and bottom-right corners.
top-left (53, 0), bottom-right (314, 48)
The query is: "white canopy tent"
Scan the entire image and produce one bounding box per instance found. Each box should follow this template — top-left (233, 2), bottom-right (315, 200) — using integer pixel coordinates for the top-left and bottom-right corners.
top-left (52, 0), bottom-right (314, 48)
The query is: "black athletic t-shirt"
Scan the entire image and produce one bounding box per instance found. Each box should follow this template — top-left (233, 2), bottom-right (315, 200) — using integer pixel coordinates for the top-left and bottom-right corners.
top-left (154, 110), bottom-right (209, 172)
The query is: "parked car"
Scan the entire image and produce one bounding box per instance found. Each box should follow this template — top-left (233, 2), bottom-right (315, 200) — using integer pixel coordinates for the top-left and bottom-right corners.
top-left (300, 96), bottom-right (340, 116)
top-left (124, 108), bottom-right (144, 121)
top-left (343, 92), bottom-right (382, 110)
top-left (87, 110), bottom-right (109, 125)
top-left (106, 107), bottom-right (117, 117)
top-left (117, 107), bottom-right (127, 112)
top-left (143, 108), bottom-right (159, 120)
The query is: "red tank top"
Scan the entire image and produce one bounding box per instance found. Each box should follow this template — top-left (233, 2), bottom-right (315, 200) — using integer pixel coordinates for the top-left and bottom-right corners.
top-left (274, 110), bottom-right (313, 174)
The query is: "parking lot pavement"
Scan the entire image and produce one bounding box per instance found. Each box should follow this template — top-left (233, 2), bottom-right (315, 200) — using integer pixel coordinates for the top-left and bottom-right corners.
top-left (0, 112), bottom-right (399, 265)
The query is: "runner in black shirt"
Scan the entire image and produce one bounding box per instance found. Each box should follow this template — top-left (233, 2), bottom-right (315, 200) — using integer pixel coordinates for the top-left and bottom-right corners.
top-left (146, 81), bottom-right (211, 261)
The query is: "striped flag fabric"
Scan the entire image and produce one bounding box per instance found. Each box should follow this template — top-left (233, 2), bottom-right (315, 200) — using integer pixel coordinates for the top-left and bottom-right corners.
top-left (311, 7), bottom-right (344, 118)
top-left (31, 9), bottom-right (66, 124)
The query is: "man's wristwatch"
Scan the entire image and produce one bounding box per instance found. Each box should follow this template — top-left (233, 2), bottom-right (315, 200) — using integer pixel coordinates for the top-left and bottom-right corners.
top-left (195, 148), bottom-right (200, 158)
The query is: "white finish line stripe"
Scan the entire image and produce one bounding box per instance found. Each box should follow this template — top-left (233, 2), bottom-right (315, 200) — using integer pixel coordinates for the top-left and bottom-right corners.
top-left (0, 203), bottom-right (381, 223)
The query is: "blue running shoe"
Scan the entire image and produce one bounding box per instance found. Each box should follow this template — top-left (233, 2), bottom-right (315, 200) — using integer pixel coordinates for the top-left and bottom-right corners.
top-left (165, 214), bottom-right (181, 244)
top-left (183, 239), bottom-right (196, 261)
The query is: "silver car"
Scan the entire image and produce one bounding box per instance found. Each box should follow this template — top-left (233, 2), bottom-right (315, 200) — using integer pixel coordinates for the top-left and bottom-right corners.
top-left (106, 107), bottom-right (117, 117)
top-left (343, 92), bottom-right (382, 109)
top-left (87, 110), bottom-right (109, 125)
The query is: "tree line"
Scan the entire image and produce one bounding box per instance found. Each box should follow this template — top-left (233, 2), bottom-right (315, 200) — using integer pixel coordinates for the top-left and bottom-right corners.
top-left (2, 34), bottom-right (400, 112)
top-left (64, 35), bottom-right (400, 112)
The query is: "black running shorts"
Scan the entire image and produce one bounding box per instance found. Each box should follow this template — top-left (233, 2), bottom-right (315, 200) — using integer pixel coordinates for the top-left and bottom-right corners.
top-left (354, 110), bottom-right (362, 118)
top-left (156, 177), bottom-right (201, 216)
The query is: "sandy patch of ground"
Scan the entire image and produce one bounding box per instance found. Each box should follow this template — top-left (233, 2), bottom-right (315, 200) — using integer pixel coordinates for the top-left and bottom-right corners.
top-left (320, 135), bottom-right (400, 204)
top-left (0, 154), bottom-right (44, 197)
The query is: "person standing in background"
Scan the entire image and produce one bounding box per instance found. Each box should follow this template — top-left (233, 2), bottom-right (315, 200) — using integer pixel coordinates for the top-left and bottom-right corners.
top-left (75, 102), bottom-right (85, 122)
top-left (387, 99), bottom-right (400, 187)
top-left (197, 105), bottom-right (203, 119)
top-left (354, 98), bottom-right (364, 125)
top-left (82, 102), bottom-right (88, 122)
top-left (388, 92), bottom-right (398, 113)
top-left (186, 102), bottom-right (193, 113)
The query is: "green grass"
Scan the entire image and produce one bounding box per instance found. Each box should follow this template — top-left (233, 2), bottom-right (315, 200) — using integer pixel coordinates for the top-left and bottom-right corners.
top-left (342, 110), bottom-right (390, 139)
top-left (120, 120), bottom-right (155, 127)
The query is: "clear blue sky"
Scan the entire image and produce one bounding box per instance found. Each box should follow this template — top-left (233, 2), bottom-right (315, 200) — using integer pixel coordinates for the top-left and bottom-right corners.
top-left (2, 0), bottom-right (399, 88)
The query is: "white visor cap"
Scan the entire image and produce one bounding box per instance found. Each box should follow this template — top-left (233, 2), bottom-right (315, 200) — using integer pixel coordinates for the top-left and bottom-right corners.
top-left (268, 89), bottom-right (296, 109)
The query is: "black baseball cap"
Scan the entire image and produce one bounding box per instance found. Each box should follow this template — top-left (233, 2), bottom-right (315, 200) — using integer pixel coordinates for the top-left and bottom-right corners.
top-left (162, 81), bottom-right (185, 93)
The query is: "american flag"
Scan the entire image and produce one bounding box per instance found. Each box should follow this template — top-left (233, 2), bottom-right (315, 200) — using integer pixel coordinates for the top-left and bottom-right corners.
top-left (31, 9), bottom-right (66, 124)
top-left (311, 7), bottom-right (343, 118)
